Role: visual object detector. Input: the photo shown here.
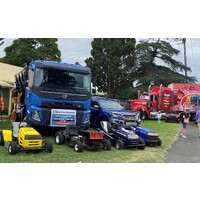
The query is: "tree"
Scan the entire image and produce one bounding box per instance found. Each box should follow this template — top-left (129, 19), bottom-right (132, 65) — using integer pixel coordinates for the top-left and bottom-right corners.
top-left (85, 38), bottom-right (136, 98)
top-left (134, 38), bottom-right (196, 91)
top-left (1, 38), bottom-right (61, 67)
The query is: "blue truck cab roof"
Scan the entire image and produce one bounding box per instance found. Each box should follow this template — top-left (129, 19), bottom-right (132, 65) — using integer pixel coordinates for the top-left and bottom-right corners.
top-left (28, 60), bottom-right (91, 73)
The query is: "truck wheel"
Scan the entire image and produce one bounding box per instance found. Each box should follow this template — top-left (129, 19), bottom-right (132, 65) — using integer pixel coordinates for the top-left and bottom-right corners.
top-left (0, 131), bottom-right (4, 146)
top-left (157, 138), bottom-right (162, 146)
top-left (138, 137), bottom-right (145, 150)
top-left (46, 141), bottom-right (53, 153)
top-left (115, 140), bottom-right (124, 150)
top-left (55, 131), bottom-right (65, 145)
top-left (74, 141), bottom-right (83, 152)
top-left (8, 142), bottom-right (18, 155)
top-left (103, 140), bottom-right (112, 151)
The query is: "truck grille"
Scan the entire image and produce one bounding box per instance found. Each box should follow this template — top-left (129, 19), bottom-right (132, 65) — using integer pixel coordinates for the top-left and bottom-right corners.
top-left (41, 101), bottom-right (84, 109)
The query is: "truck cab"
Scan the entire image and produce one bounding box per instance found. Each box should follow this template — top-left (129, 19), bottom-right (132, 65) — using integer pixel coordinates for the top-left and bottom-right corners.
top-left (131, 86), bottom-right (172, 119)
top-left (13, 60), bottom-right (92, 130)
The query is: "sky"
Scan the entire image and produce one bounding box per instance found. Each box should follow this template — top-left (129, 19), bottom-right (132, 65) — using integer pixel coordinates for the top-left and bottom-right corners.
top-left (1, 38), bottom-right (200, 82)
top-left (0, 38), bottom-right (93, 66)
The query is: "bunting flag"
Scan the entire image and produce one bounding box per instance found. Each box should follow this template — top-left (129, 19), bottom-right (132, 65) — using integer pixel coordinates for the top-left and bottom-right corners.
top-left (0, 85), bottom-right (5, 111)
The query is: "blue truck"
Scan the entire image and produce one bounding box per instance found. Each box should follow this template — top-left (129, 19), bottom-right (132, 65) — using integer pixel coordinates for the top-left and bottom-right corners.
top-left (12, 60), bottom-right (92, 130)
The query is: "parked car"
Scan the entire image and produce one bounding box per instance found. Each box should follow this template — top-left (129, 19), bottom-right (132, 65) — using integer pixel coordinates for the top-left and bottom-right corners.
top-left (165, 110), bottom-right (180, 123)
top-left (90, 96), bottom-right (139, 127)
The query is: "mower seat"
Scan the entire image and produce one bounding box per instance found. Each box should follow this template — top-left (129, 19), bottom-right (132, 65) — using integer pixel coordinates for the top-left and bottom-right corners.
top-left (100, 121), bottom-right (114, 135)
top-left (65, 125), bottom-right (79, 136)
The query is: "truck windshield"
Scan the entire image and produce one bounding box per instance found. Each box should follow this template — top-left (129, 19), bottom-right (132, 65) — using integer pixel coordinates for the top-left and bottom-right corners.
top-left (99, 100), bottom-right (124, 110)
top-left (34, 67), bottom-right (91, 92)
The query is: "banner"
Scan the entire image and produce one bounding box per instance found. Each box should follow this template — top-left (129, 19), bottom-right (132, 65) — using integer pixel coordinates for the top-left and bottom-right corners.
top-left (50, 109), bottom-right (76, 127)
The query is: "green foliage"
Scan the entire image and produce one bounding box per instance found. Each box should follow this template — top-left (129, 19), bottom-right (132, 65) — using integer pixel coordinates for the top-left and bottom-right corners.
top-left (135, 39), bottom-right (196, 90)
top-left (1, 38), bottom-right (61, 67)
top-left (85, 38), bottom-right (136, 98)
top-left (86, 38), bottom-right (195, 99)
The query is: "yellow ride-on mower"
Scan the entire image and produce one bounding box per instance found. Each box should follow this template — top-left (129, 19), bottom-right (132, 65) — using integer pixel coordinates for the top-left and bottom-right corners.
top-left (0, 122), bottom-right (53, 155)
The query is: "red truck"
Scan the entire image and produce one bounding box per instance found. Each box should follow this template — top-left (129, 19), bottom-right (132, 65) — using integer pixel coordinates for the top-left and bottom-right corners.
top-left (131, 83), bottom-right (200, 121)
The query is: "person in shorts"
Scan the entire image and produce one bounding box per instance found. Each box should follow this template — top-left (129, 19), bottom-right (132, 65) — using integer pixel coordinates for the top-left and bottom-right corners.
top-left (196, 107), bottom-right (200, 138)
top-left (179, 109), bottom-right (190, 139)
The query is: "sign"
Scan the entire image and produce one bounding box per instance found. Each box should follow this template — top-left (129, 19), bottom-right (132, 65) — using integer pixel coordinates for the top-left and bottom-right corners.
top-left (50, 109), bottom-right (76, 127)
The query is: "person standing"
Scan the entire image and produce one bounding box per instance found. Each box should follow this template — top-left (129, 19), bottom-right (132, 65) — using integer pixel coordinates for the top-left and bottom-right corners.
top-left (139, 107), bottom-right (145, 122)
top-left (179, 109), bottom-right (190, 139)
top-left (196, 107), bottom-right (200, 137)
top-left (157, 111), bottom-right (162, 124)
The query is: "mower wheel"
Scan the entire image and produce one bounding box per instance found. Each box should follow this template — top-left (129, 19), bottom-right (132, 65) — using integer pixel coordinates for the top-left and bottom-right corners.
top-left (55, 131), bottom-right (65, 145)
top-left (138, 137), bottom-right (145, 150)
top-left (74, 141), bottom-right (83, 152)
top-left (8, 141), bottom-right (18, 155)
top-left (103, 140), bottom-right (112, 151)
top-left (115, 139), bottom-right (124, 150)
top-left (0, 131), bottom-right (4, 146)
top-left (45, 141), bottom-right (53, 153)
top-left (157, 138), bottom-right (162, 146)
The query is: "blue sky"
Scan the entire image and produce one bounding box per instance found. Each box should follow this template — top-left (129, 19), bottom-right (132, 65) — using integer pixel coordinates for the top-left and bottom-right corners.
top-left (1, 38), bottom-right (200, 82)
top-left (0, 38), bottom-right (93, 66)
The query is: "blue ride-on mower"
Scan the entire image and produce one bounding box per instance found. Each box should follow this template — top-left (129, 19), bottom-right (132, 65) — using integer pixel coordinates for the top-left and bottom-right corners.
top-left (132, 124), bottom-right (162, 147)
top-left (100, 121), bottom-right (145, 150)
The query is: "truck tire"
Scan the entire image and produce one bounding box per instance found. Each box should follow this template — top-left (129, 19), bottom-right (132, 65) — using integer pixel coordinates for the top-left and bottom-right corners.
top-left (157, 138), bottom-right (162, 146)
top-left (46, 141), bottom-right (53, 153)
top-left (0, 131), bottom-right (4, 146)
top-left (74, 141), bottom-right (83, 152)
top-left (55, 131), bottom-right (65, 145)
top-left (115, 139), bottom-right (124, 150)
top-left (103, 140), bottom-right (112, 151)
top-left (8, 141), bottom-right (18, 155)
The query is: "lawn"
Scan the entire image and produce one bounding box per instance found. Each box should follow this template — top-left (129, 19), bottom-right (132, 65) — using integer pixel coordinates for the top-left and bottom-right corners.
top-left (0, 117), bottom-right (181, 163)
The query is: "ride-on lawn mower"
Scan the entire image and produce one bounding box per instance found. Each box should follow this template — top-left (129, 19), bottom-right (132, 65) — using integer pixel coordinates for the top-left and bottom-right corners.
top-left (54, 125), bottom-right (112, 152)
top-left (0, 122), bottom-right (53, 155)
top-left (127, 123), bottom-right (162, 147)
top-left (100, 121), bottom-right (145, 150)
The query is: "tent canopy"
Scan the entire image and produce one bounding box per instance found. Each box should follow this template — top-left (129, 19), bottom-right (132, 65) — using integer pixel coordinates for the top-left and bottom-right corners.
top-left (0, 62), bottom-right (23, 88)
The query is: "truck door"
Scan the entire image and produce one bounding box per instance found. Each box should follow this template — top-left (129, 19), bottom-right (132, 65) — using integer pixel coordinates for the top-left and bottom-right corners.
top-left (150, 95), bottom-right (158, 110)
top-left (90, 100), bottom-right (101, 124)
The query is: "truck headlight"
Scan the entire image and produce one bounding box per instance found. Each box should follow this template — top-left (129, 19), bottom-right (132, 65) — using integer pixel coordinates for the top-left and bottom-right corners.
top-left (83, 113), bottom-right (90, 124)
top-left (32, 110), bottom-right (41, 122)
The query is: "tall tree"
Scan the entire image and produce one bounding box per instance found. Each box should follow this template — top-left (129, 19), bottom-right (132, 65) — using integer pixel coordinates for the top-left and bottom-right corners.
top-left (134, 38), bottom-right (196, 92)
top-left (85, 38), bottom-right (136, 98)
top-left (1, 38), bottom-right (61, 67)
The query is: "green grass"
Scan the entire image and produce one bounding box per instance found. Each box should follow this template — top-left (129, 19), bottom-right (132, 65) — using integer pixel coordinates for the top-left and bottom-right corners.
top-left (0, 117), bottom-right (181, 163)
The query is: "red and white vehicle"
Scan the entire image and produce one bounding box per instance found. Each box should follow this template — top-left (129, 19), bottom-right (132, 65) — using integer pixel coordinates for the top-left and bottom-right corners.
top-left (131, 83), bottom-right (200, 121)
